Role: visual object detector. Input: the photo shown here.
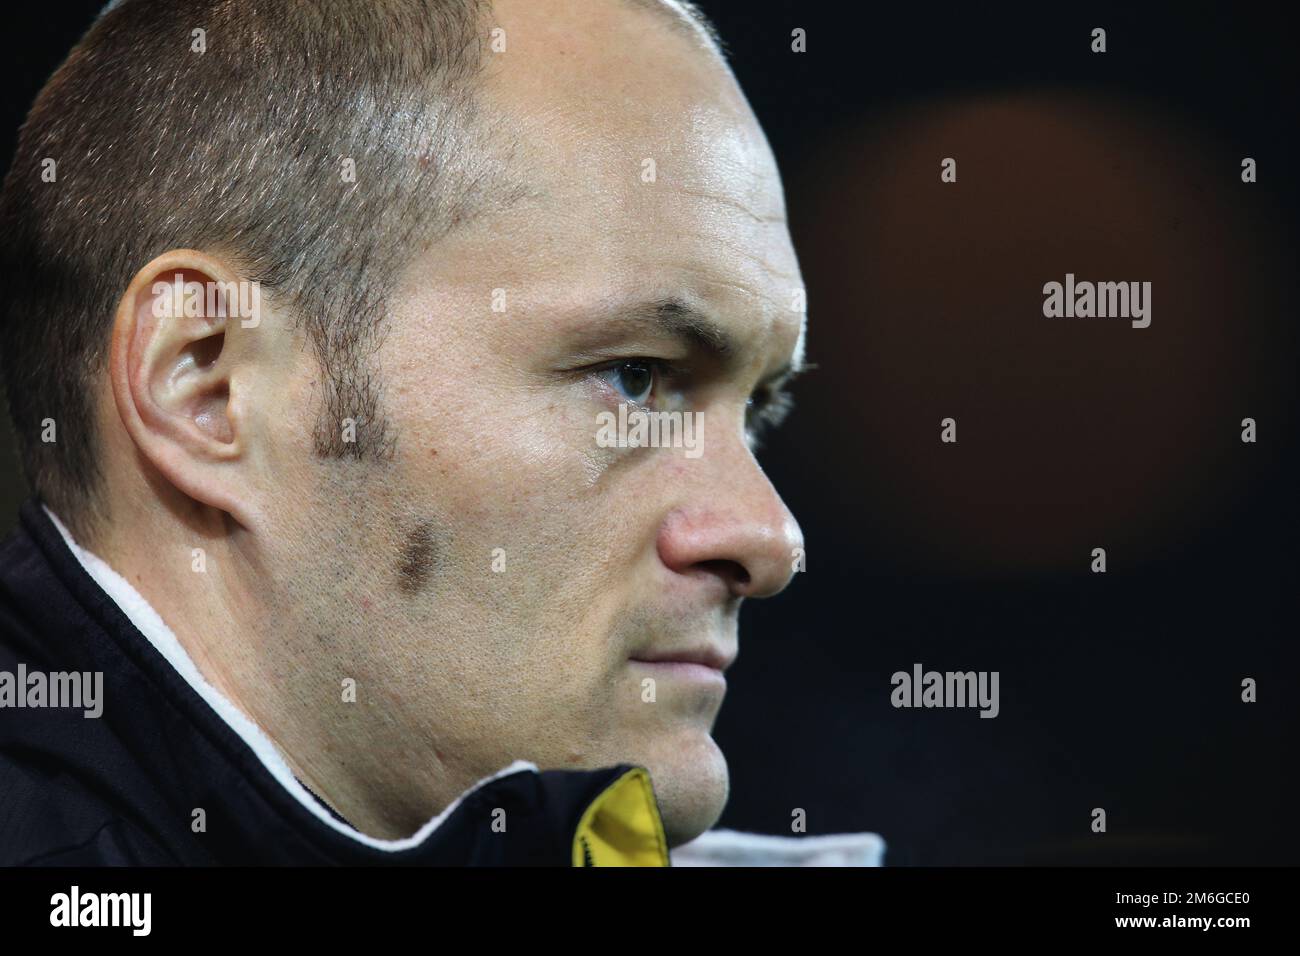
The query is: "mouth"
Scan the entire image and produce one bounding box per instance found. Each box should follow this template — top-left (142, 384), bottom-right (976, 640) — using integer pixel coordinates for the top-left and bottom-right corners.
top-left (628, 645), bottom-right (736, 675)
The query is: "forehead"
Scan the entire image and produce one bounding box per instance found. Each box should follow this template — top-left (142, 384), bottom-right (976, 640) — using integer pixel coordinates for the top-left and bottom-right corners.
top-left (403, 0), bottom-right (805, 369)
top-left (483, 4), bottom-right (787, 218)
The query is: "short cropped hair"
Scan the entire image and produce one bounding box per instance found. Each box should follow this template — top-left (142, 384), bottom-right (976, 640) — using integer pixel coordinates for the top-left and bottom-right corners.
top-left (0, 0), bottom-right (720, 542)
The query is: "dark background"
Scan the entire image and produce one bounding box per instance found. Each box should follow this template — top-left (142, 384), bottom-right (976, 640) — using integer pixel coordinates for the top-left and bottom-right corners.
top-left (2, 2), bottom-right (1296, 864)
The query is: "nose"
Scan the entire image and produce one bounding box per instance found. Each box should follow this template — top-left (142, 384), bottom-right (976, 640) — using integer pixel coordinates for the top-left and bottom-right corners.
top-left (656, 448), bottom-right (804, 600)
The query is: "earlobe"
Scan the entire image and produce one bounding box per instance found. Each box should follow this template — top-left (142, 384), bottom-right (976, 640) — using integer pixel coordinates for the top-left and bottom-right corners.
top-left (109, 251), bottom-right (254, 523)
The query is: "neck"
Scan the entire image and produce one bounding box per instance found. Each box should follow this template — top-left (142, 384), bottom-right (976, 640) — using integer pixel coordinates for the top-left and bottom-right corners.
top-left (74, 499), bottom-right (438, 840)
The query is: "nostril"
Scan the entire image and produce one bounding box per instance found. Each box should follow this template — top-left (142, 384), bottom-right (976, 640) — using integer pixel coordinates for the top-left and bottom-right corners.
top-left (697, 558), bottom-right (749, 588)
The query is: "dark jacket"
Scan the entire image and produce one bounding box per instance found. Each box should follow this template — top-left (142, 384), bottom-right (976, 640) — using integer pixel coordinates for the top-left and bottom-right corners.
top-left (0, 498), bottom-right (669, 865)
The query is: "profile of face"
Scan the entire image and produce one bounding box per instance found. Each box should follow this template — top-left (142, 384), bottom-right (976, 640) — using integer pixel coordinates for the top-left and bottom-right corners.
top-left (113, 0), bottom-right (805, 848)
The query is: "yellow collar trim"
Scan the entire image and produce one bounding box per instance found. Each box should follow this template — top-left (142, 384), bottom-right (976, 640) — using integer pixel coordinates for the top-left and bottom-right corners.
top-left (572, 767), bottom-right (669, 866)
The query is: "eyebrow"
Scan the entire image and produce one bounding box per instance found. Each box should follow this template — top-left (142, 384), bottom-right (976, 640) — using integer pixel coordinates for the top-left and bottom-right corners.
top-left (596, 298), bottom-right (802, 384)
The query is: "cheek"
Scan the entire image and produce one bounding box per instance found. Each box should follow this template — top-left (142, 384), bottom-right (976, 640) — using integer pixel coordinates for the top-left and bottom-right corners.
top-left (387, 406), bottom-right (616, 602)
top-left (383, 351), bottom-right (663, 614)
top-left (397, 381), bottom-right (613, 527)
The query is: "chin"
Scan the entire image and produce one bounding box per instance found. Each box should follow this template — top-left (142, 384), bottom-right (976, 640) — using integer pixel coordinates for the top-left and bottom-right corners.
top-left (636, 729), bottom-right (731, 848)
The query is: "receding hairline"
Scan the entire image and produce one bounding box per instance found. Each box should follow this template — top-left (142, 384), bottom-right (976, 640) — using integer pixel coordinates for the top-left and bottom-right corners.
top-left (623, 0), bottom-right (725, 53)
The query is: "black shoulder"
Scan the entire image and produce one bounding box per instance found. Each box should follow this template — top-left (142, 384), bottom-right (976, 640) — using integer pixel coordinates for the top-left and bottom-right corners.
top-left (0, 754), bottom-right (177, 866)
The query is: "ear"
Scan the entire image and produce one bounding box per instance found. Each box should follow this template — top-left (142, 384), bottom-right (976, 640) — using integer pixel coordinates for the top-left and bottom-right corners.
top-left (109, 249), bottom-right (264, 528)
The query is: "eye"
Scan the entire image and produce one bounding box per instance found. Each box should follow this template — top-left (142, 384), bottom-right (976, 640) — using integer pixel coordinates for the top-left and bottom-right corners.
top-left (595, 359), bottom-right (657, 405)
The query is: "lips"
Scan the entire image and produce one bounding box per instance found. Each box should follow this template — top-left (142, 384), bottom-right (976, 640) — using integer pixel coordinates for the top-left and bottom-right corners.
top-left (628, 646), bottom-right (736, 672)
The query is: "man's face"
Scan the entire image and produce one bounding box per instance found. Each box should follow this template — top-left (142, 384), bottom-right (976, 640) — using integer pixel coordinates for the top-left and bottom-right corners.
top-left (273, 0), bottom-right (805, 846)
